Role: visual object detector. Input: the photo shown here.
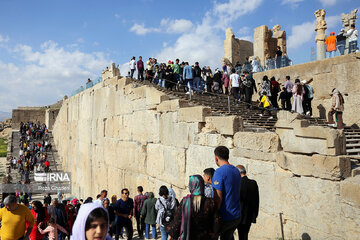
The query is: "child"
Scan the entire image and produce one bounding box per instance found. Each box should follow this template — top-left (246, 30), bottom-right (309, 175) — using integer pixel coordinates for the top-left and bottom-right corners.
top-left (203, 168), bottom-right (215, 198)
top-left (279, 87), bottom-right (287, 110)
top-left (258, 92), bottom-right (273, 119)
top-left (38, 218), bottom-right (68, 240)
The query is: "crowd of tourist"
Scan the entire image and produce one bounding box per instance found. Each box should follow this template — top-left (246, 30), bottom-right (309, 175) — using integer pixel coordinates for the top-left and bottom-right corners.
top-left (325, 24), bottom-right (358, 58)
top-left (0, 146), bottom-right (259, 240)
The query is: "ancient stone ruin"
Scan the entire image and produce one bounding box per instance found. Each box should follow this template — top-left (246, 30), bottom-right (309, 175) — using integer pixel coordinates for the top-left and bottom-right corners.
top-left (102, 62), bottom-right (120, 81)
top-left (253, 25), bottom-right (287, 67)
top-left (223, 28), bottom-right (253, 65)
top-left (342, 9), bottom-right (358, 31)
top-left (314, 9), bottom-right (327, 60)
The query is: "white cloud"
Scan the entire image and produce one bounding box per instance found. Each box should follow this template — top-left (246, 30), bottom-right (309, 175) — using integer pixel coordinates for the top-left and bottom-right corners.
top-left (213, 0), bottom-right (263, 28)
top-left (287, 14), bottom-right (341, 49)
top-left (154, 0), bottom-right (263, 68)
top-left (0, 35), bottom-right (10, 43)
top-left (160, 18), bottom-right (194, 33)
top-left (129, 23), bottom-right (161, 35)
top-left (281, 0), bottom-right (304, 8)
top-left (238, 35), bottom-right (253, 41)
top-left (287, 21), bottom-right (315, 49)
top-left (0, 41), bottom-right (111, 112)
top-left (318, 0), bottom-right (336, 7)
top-left (114, 13), bottom-right (121, 19)
top-left (237, 26), bottom-right (250, 35)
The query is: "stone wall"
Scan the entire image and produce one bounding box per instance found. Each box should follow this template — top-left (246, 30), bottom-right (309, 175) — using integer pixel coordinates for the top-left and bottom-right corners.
top-left (12, 107), bottom-right (60, 130)
top-left (12, 108), bottom-right (46, 129)
top-left (253, 52), bottom-right (360, 127)
top-left (224, 28), bottom-right (254, 65)
top-left (53, 76), bottom-right (360, 239)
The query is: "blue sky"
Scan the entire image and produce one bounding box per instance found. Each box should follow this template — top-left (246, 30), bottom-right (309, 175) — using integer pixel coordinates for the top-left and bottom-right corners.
top-left (0, 0), bottom-right (359, 112)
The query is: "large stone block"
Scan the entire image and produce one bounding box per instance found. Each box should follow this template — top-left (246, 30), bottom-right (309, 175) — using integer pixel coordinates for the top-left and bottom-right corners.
top-left (276, 128), bottom-right (328, 155)
top-left (156, 99), bottom-right (189, 113)
top-left (160, 113), bottom-right (200, 148)
top-left (178, 106), bottom-right (211, 123)
top-left (194, 133), bottom-right (233, 149)
top-left (340, 175), bottom-right (360, 207)
top-left (277, 152), bottom-right (314, 176)
top-left (234, 132), bottom-right (280, 153)
top-left (185, 144), bottom-right (217, 179)
top-left (204, 116), bottom-right (243, 135)
top-left (146, 87), bottom-right (170, 105)
top-left (313, 154), bottom-right (351, 179)
top-left (232, 147), bottom-right (278, 162)
top-left (277, 152), bottom-right (351, 180)
top-left (146, 144), bottom-right (186, 188)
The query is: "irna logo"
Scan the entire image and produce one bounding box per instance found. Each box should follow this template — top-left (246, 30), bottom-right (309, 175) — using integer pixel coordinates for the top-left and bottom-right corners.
top-left (34, 172), bottom-right (71, 182)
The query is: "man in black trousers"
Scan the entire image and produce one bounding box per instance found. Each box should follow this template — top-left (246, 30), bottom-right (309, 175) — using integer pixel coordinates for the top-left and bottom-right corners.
top-left (236, 165), bottom-right (259, 240)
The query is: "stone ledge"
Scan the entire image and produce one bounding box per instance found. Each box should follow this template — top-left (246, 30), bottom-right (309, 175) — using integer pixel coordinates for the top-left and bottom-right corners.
top-left (234, 131), bottom-right (280, 153)
top-left (178, 106), bottom-right (211, 123)
top-left (203, 116), bottom-right (243, 135)
top-left (277, 152), bottom-right (351, 180)
top-left (157, 99), bottom-right (190, 113)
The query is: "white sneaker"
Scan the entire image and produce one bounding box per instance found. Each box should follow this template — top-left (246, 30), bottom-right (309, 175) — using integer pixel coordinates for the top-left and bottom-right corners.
top-left (269, 116), bottom-right (274, 119)
top-left (259, 114), bottom-right (263, 117)
top-left (328, 123), bottom-right (337, 127)
top-left (306, 111), bottom-right (310, 115)
top-left (185, 91), bottom-right (190, 94)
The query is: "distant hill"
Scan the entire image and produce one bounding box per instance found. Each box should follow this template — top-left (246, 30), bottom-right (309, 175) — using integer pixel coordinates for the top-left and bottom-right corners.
top-left (0, 111), bottom-right (11, 121)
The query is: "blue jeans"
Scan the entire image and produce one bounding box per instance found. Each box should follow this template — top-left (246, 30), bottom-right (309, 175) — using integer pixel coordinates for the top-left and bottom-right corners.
top-left (185, 79), bottom-right (193, 91)
top-left (349, 40), bottom-right (358, 53)
top-left (327, 50), bottom-right (336, 58)
top-left (160, 226), bottom-right (168, 240)
top-left (194, 77), bottom-right (201, 92)
top-left (337, 44), bottom-right (345, 55)
top-left (58, 231), bottom-right (65, 240)
top-left (145, 224), bottom-right (157, 239)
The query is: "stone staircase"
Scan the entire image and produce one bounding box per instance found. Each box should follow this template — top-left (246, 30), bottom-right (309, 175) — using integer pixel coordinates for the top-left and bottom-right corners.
top-left (1, 130), bottom-right (61, 202)
top-left (133, 79), bottom-right (278, 132)
top-left (344, 128), bottom-right (360, 176)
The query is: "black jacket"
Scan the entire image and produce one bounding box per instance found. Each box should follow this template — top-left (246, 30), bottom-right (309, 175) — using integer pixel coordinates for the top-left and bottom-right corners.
top-left (240, 176), bottom-right (259, 224)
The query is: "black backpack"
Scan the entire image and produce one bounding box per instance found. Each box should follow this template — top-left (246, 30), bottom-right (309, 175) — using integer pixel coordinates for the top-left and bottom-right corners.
top-left (303, 85), bottom-right (310, 99)
top-left (160, 199), bottom-right (174, 226)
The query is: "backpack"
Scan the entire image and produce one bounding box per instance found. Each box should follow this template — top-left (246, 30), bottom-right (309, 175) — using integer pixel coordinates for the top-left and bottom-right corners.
top-left (303, 85), bottom-right (310, 99)
top-left (160, 199), bottom-right (174, 226)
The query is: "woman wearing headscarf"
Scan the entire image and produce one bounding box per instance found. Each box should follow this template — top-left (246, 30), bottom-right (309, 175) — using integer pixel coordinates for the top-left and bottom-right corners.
top-left (167, 175), bottom-right (217, 240)
top-left (30, 200), bottom-right (50, 240)
top-left (328, 88), bottom-right (345, 129)
top-left (141, 192), bottom-right (157, 239)
top-left (260, 76), bottom-right (272, 99)
top-left (291, 79), bottom-right (304, 114)
top-left (71, 202), bottom-right (112, 240)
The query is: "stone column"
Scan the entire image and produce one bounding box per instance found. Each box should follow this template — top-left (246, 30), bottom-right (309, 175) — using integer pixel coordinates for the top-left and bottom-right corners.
top-left (341, 9), bottom-right (358, 54)
top-left (314, 9), bottom-right (327, 60)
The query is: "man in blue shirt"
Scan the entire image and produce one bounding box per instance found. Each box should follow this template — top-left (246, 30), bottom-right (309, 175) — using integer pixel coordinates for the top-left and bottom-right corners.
top-left (115, 188), bottom-right (134, 240)
top-left (212, 146), bottom-right (242, 240)
top-left (182, 62), bottom-right (194, 94)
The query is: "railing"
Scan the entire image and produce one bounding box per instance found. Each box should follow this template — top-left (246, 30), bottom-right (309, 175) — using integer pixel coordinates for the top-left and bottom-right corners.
top-left (70, 77), bottom-right (102, 97)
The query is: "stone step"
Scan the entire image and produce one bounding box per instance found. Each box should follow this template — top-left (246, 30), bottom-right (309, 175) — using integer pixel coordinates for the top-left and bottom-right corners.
top-left (346, 138), bottom-right (360, 143)
top-left (346, 143), bottom-right (360, 148)
top-left (346, 148), bottom-right (360, 154)
top-left (345, 135), bottom-right (360, 138)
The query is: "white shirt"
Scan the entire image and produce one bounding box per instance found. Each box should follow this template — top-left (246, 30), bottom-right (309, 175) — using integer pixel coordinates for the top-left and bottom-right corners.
top-left (344, 29), bottom-right (358, 42)
top-left (130, 59), bottom-right (136, 70)
top-left (230, 73), bottom-right (240, 87)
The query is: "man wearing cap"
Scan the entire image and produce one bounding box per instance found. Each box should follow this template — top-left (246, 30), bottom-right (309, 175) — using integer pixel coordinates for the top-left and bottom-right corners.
top-left (325, 32), bottom-right (337, 58)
